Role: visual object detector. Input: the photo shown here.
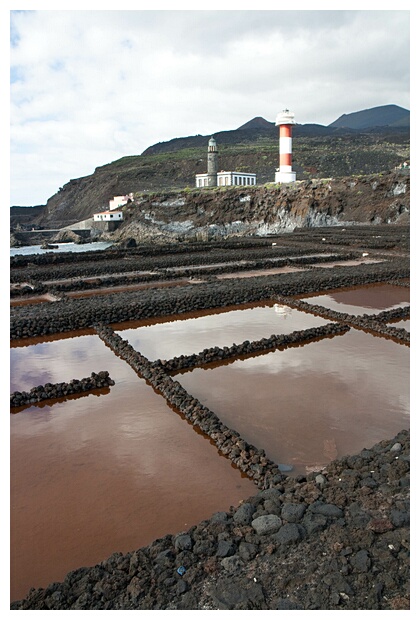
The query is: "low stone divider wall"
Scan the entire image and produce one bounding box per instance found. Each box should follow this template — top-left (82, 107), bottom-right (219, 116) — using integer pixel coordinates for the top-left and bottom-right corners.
top-left (10, 245), bottom-right (332, 283)
top-left (95, 322), bottom-right (349, 489)
top-left (10, 261), bottom-right (409, 340)
top-left (10, 250), bottom-right (355, 295)
top-left (10, 371), bottom-right (115, 408)
top-left (155, 323), bottom-right (350, 373)
top-left (278, 296), bottom-right (410, 344)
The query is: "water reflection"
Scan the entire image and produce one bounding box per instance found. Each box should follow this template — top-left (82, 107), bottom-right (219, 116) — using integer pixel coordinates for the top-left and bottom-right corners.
top-left (217, 266), bottom-right (304, 280)
top-left (115, 303), bottom-right (330, 361)
top-left (10, 241), bottom-right (113, 257)
top-left (10, 334), bottom-right (113, 393)
top-left (10, 334), bottom-right (255, 601)
top-left (308, 259), bottom-right (383, 268)
top-left (388, 319), bottom-right (410, 332)
top-left (66, 278), bottom-right (194, 299)
top-left (176, 328), bottom-right (409, 475)
top-left (300, 283), bottom-right (409, 315)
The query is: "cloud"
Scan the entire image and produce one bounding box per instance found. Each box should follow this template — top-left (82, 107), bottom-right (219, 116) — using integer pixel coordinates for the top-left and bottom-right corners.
top-left (9, 9), bottom-right (410, 206)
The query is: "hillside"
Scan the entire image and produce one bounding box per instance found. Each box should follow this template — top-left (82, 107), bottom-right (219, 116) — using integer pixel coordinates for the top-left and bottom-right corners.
top-left (329, 105), bottom-right (410, 130)
top-left (10, 105), bottom-right (410, 230)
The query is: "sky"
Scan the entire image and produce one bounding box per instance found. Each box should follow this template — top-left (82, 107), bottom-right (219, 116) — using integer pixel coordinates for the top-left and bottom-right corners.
top-left (6, 3), bottom-right (412, 207)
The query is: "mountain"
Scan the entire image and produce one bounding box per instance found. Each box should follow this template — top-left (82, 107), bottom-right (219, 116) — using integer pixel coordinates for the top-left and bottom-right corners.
top-left (143, 105), bottom-right (409, 158)
top-left (237, 106), bottom-right (411, 133)
top-left (237, 117), bottom-right (274, 130)
top-left (329, 105), bottom-right (410, 130)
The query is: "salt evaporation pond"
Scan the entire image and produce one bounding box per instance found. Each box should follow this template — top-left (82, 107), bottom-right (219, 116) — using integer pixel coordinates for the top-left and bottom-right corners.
top-left (216, 266), bottom-right (304, 280)
top-left (10, 293), bottom-right (410, 601)
top-left (10, 333), bottom-right (256, 601)
top-left (308, 258), bottom-right (384, 268)
top-left (114, 302), bottom-right (331, 361)
top-left (175, 328), bottom-right (409, 476)
top-left (10, 241), bottom-right (113, 257)
top-left (299, 283), bottom-right (409, 315)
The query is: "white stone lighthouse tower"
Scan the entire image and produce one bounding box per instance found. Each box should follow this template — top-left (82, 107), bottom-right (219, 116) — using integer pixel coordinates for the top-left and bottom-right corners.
top-left (275, 109), bottom-right (296, 184)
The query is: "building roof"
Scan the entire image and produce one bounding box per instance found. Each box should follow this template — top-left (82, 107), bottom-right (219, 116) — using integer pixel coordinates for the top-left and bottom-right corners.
top-left (217, 171), bottom-right (256, 175)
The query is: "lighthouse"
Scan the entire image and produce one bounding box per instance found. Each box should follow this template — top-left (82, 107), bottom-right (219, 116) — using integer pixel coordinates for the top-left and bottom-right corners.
top-left (207, 136), bottom-right (218, 187)
top-left (275, 109), bottom-right (296, 184)
top-left (195, 135), bottom-right (256, 187)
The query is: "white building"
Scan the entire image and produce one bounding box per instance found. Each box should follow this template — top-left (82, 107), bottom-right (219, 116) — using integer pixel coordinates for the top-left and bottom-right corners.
top-left (93, 210), bottom-right (123, 222)
top-left (196, 171), bottom-right (256, 188)
top-left (109, 193), bottom-right (133, 210)
top-left (217, 172), bottom-right (256, 187)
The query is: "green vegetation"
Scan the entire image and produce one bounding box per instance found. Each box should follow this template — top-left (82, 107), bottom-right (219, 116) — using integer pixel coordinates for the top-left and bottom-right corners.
top-left (94, 131), bottom-right (409, 199)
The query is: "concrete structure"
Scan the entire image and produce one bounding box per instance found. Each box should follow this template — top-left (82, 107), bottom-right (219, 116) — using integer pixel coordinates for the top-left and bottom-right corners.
top-left (93, 210), bottom-right (123, 222)
top-left (217, 171), bottom-right (256, 186)
top-left (196, 137), bottom-right (256, 188)
top-left (195, 173), bottom-right (212, 188)
top-left (109, 194), bottom-right (133, 211)
top-left (275, 109), bottom-right (296, 184)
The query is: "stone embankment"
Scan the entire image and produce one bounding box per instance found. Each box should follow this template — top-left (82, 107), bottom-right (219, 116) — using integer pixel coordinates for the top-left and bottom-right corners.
top-left (11, 429), bottom-right (410, 610)
top-left (10, 372), bottom-right (115, 408)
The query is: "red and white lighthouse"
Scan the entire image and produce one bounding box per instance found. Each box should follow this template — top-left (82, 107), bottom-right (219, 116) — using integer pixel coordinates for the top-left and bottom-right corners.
top-left (275, 109), bottom-right (296, 183)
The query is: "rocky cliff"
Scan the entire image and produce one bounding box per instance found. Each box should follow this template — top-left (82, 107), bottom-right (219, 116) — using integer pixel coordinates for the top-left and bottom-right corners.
top-left (104, 171), bottom-right (409, 245)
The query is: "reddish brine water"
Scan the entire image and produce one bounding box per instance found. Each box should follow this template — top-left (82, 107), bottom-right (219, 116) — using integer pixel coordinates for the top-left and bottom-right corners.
top-left (299, 283), bottom-right (409, 315)
top-left (114, 302), bottom-right (330, 361)
top-left (308, 259), bottom-right (383, 268)
top-left (10, 333), bottom-right (256, 601)
top-left (216, 266), bottom-right (305, 279)
top-left (176, 328), bottom-right (409, 476)
top-left (10, 287), bottom-right (410, 602)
